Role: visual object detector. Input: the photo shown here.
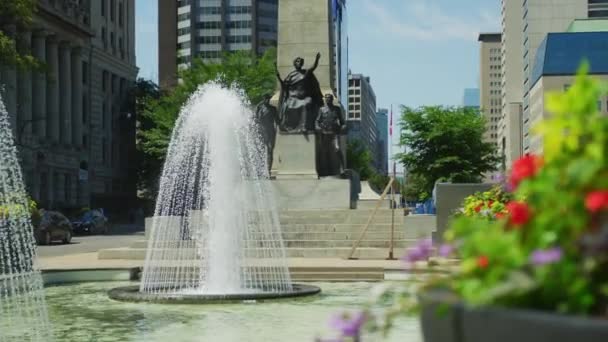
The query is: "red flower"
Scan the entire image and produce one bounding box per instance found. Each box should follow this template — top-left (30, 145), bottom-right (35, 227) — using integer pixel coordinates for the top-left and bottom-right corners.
top-left (506, 201), bottom-right (531, 226)
top-left (509, 155), bottom-right (543, 189)
top-left (477, 256), bottom-right (489, 269)
top-left (585, 191), bottom-right (608, 213)
top-left (488, 200), bottom-right (495, 207)
top-left (474, 204), bottom-right (483, 213)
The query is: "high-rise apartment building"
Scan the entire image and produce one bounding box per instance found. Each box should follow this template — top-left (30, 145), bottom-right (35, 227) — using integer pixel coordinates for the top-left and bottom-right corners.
top-left (159, 0), bottom-right (279, 88)
top-left (347, 74), bottom-right (377, 166)
top-left (375, 108), bottom-right (389, 175)
top-left (0, 0), bottom-right (138, 211)
top-left (478, 33), bottom-right (502, 146)
top-left (462, 88), bottom-right (480, 109)
top-left (498, 0), bottom-right (524, 171)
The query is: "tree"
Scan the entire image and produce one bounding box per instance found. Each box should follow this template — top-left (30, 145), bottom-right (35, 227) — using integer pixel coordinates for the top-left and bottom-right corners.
top-left (346, 139), bottom-right (374, 180)
top-left (0, 0), bottom-right (37, 68)
top-left (397, 106), bottom-right (500, 195)
top-left (132, 79), bottom-right (161, 199)
top-left (137, 50), bottom-right (277, 197)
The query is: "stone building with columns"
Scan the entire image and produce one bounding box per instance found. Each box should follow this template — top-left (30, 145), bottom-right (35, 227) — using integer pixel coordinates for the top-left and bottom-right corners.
top-left (0, 0), bottom-right (138, 212)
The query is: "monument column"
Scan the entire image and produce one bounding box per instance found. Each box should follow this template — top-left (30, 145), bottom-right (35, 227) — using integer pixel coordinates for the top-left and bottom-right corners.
top-left (32, 31), bottom-right (47, 138)
top-left (272, 0), bottom-right (343, 179)
top-left (2, 25), bottom-right (18, 136)
top-left (18, 31), bottom-right (33, 137)
top-left (59, 42), bottom-right (72, 145)
top-left (71, 47), bottom-right (83, 147)
top-left (46, 36), bottom-right (60, 142)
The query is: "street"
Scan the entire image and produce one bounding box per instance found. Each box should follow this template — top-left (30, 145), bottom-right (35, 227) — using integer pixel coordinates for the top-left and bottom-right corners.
top-left (37, 224), bottom-right (144, 258)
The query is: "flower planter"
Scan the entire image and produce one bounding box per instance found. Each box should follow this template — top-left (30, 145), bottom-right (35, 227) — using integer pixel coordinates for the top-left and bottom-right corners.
top-left (419, 291), bottom-right (608, 342)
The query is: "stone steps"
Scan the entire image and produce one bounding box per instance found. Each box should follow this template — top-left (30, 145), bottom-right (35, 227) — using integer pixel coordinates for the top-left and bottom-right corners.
top-left (98, 247), bottom-right (408, 260)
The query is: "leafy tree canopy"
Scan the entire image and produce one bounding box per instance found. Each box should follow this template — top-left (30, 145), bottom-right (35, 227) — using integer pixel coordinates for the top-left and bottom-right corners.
top-left (139, 49), bottom-right (277, 161)
top-left (397, 106), bottom-right (500, 194)
top-left (0, 0), bottom-right (37, 68)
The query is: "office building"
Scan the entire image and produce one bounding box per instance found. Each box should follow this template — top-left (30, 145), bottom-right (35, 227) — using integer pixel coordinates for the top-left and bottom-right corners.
top-left (528, 32), bottom-right (608, 154)
top-left (463, 88), bottom-right (480, 109)
top-left (347, 74), bottom-right (377, 166)
top-left (0, 0), bottom-right (138, 211)
top-left (567, 18), bottom-right (608, 32)
top-left (498, 0), bottom-right (524, 171)
top-left (521, 0), bottom-right (608, 153)
top-left (478, 33), bottom-right (502, 146)
top-left (159, 0), bottom-right (279, 88)
top-left (375, 108), bottom-right (389, 175)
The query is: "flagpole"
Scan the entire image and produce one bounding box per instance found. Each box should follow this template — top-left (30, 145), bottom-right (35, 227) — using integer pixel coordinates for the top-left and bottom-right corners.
top-left (388, 104), bottom-right (396, 260)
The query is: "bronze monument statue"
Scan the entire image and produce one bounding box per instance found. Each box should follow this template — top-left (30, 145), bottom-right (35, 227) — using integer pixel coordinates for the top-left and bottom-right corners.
top-left (254, 94), bottom-right (279, 172)
top-left (275, 53), bottom-right (324, 133)
top-left (315, 94), bottom-right (346, 178)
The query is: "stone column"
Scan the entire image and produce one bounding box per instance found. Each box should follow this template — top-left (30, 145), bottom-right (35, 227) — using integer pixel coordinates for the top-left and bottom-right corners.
top-left (32, 31), bottom-right (47, 138)
top-left (71, 47), bottom-right (83, 147)
top-left (17, 31), bottom-right (33, 137)
top-left (59, 42), bottom-right (72, 144)
top-left (46, 36), bottom-right (60, 142)
top-left (2, 25), bottom-right (18, 136)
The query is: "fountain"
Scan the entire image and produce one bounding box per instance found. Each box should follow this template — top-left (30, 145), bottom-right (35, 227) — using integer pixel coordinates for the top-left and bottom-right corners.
top-left (0, 94), bottom-right (53, 340)
top-left (110, 83), bottom-right (319, 303)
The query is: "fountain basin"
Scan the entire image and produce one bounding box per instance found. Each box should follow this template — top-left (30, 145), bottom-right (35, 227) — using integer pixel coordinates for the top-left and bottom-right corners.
top-left (108, 284), bottom-right (321, 304)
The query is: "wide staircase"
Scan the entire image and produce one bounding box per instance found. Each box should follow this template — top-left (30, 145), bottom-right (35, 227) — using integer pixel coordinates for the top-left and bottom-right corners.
top-left (98, 209), bottom-right (434, 261)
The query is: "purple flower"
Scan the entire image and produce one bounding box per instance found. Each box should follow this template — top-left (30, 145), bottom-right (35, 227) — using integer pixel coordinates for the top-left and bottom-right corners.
top-left (438, 244), bottom-right (455, 258)
top-left (530, 247), bottom-right (562, 265)
top-left (403, 239), bottom-right (433, 263)
top-left (329, 311), bottom-right (366, 338)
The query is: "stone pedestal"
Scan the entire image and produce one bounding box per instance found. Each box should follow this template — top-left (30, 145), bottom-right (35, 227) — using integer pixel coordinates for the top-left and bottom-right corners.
top-left (272, 133), bottom-right (317, 179)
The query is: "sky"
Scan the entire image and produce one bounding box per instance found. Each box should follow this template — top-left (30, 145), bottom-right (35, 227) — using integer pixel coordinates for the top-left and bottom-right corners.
top-left (134, 0), bottom-right (501, 171)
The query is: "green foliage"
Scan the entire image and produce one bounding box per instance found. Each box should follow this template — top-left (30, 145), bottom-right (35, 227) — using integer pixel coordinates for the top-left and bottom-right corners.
top-left (0, 0), bottom-right (39, 69)
top-left (0, 194), bottom-right (40, 226)
top-left (397, 106), bottom-right (500, 194)
top-left (402, 173), bottom-right (430, 201)
top-left (139, 49), bottom-right (277, 162)
top-left (346, 139), bottom-right (374, 180)
top-left (346, 67), bottom-right (608, 336)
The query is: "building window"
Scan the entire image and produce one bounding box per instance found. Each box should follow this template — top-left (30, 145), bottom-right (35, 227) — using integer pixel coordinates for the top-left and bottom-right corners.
top-left (227, 35), bottom-right (251, 44)
top-left (197, 21), bottom-right (222, 29)
top-left (225, 20), bottom-right (252, 29)
top-left (102, 138), bottom-right (107, 164)
top-left (102, 70), bottom-right (108, 91)
top-left (102, 27), bottom-right (107, 49)
top-left (228, 6), bottom-right (251, 14)
top-left (82, 94), bottom-right (87, 123)
top-left (102, 101), bottom-right (107, 129)
top-left (101, 0), bottom-right (106, 16)
top-left (111, 32), bottom-right (116, 54)
top-left (83, 134), bottom-right (88, 148)
top-left (111, 74), bottom-right (117, 94)
top-left (177, 28), bottom-right (191, 36)
top-left (119, 2), bottom-right (124, 27)
top-left (111, 0), bottom-right (116, 21)
top-left (119, 37), bottom-right (124, 59)
top-left (196, 36), bottom-right (221, 44)
top-left (178, 13), bottom-right (190, 21)
top-left (200, 6), bottom-right (222, 15)
top-left (82, 61), bottom-right (88, 84)
top-left (64, 174), bottom-right (71, 202)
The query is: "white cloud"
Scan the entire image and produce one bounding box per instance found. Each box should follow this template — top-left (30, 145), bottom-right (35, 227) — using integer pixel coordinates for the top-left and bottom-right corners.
top-left (363, 0), bottom-right (500, 42)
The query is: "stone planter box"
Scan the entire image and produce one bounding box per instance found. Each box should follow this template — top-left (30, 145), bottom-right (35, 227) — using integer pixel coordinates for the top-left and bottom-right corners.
top-left (419, 291), bottom-right (608, 342)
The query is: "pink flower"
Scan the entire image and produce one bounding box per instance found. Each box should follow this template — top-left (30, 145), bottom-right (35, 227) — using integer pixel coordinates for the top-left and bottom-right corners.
top-left (402, 239), bottom-right (433, 263)
top-left (329, 311), bottom-right (366, 338)
top-left (585, 191), bottom-right (608, 213)
top-left (530, 248), bottom-right (562, 265)
top-left (438, 244), bottom-right (455, 258)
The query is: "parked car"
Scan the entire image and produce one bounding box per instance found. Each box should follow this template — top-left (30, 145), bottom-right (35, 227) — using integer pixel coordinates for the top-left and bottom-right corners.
top-left (72, 209), bottom-right (108, 235)
top-left (35, 210), bottom-right (73, 245)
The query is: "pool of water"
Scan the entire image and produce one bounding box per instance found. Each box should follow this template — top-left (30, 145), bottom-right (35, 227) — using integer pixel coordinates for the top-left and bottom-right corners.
top-left (42, 281), bottom-right (421, 342)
